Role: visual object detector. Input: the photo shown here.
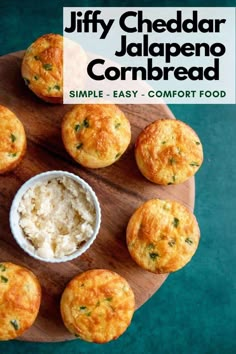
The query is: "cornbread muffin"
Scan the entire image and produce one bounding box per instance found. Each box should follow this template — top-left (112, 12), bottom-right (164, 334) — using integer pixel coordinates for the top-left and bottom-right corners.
top-left (21, 33), bottom-right (63, 103)
top-left (126, 199), bottom-right (200, 273)
top-left (62, 104), bottom-right (131, 168)
top-left (0, 262), bottom-right (41, 340)
top-left (135, 119), bottom-right (203, 185)
top-left (60, 269), bottom-right (135, 343)
top-left (0, 105), bottom-right (26, 174)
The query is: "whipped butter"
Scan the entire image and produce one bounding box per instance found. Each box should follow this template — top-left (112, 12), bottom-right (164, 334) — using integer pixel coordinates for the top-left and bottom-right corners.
top-left (18, 176), bottom-right (96, 259)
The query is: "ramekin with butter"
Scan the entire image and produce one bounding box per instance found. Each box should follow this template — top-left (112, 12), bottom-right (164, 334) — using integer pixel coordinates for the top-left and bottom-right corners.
top-left (10, 171), bottom-right (101, 263)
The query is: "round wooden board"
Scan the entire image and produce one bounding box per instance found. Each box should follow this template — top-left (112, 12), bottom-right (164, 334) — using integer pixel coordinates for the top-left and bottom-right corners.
top-left (0, 51), bottom-right (195, 342)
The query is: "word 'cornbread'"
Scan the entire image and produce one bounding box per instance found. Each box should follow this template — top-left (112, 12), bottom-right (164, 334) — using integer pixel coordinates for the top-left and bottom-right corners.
top-left (135, 118), bottom-right (203, 185)
top-left (60, 269), bottom-right (135, 343)
top-left (0, 262), bottom-right (41, 341)
top-left (126, 199), bottom-right (200, 273)
top-left (62, 104), bottom-right (131, 168)
top-left (0, 105), bottom-right (26, 174)
top-left (21, 34), bottom-right (63, 103)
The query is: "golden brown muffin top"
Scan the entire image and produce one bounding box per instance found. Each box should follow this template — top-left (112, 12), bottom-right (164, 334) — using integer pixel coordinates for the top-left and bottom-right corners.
top-left (0, 262), bottom-right (41, 340)
top-left (0, 105), bottom-right (26, 174)
top-left (126, 199), bottom-right (200, 273)
top-left (135, 119), bottom-right (203, 185)
top-left (62, 104), bottom-right (131, 168)
top-left (60, 269), bottom-right (135, 343)
top-left (21, 34), bottom-right (63, 102)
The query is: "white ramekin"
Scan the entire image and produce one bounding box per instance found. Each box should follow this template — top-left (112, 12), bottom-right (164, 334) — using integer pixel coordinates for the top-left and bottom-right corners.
top-left (9, 170), bottom-right (101, 263)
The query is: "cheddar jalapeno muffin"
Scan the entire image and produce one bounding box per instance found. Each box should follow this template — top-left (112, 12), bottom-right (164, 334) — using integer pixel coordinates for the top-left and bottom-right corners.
top-left (62, 104), bottom-right (131, 168)
top-left (60, 269), bottom-right (135, 343)
top-left (126, 199), bottom-right (200, 274)
top-left (0, 105), bottom-right (26, 174)
top-left (135, 119), bottom-right (203, 185)
top-left (0, 262), bottom-right (41, 340)
top-left (21, 33), bottom-right (63, 103)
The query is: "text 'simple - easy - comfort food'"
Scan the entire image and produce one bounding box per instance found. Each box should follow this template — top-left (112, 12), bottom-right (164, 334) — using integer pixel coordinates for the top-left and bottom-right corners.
top-left (0, 262), bottom-right (41, 341)
top-left (135, 118), bottom-right (203, 185)
top-left (21, 34), bottom-right (63, 103)
top-left (126, 199), bottom-right (200, 273)
top-left (60, 269), bottom-right (135, 343)
top-left (62, 104), bottom-right (131, 168)
top-left (0, 105), bottom-right (26, 174)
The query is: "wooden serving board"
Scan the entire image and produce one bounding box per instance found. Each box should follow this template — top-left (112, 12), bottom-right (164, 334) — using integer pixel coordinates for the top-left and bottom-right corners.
top-left (0, 51), bottom-right (195, 342)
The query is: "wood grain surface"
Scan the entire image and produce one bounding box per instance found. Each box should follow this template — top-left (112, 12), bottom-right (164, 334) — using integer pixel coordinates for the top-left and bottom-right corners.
top-left (0, 51), bottom-right (195, 342)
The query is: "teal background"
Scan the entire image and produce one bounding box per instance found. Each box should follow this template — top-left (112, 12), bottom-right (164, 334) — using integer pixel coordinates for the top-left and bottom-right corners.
top-left (0, 0), bottom-right (235, 353)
